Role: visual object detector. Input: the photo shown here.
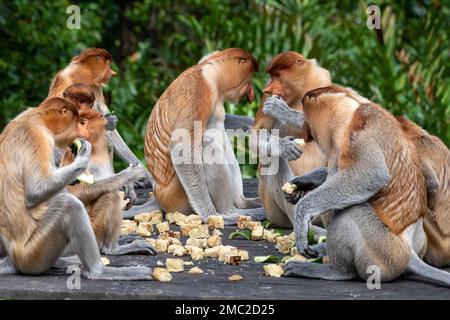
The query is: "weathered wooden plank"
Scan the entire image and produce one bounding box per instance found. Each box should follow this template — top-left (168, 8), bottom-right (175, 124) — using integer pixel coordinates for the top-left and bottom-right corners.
top-left (0, 179), bottom-right (449, 300)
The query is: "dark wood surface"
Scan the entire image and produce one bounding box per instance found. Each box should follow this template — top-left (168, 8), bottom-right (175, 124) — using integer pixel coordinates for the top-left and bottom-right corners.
top-left (0, 179), bottom-right (449, 300)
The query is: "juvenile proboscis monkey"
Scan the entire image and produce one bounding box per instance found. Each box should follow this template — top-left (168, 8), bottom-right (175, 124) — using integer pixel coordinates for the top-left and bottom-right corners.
top-left (250, 51), bottom-right (330, 229)
top-left (144, 48), bottom-right (265, 224)
top-left (60, 90), bottom-right (155, 255)
top-left (397, 117), bottom-right (450, 268)
top-left (48, 48), bottom-right (152, 207)
top-left (0, 98), bottom-right (152, 280)
top-left (268, 85), bottom-right (450, 286)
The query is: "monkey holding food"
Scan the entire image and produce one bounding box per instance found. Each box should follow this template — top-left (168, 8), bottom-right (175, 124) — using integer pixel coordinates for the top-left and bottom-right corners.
top-left (249, 52), bottom-right (330, 237)
top-left (48, 48), bottom-right (152, 208)
top-left (60, 85), bottom-right (155, 255)
top-left (265, 81), bottom-right (450, 286)
top-left (0, 97), bottom-right (152, 280)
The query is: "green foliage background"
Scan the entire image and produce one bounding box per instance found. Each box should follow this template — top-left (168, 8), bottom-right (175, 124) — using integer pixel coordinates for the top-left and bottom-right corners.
top-left (1, 0), bottom-right (449, 177)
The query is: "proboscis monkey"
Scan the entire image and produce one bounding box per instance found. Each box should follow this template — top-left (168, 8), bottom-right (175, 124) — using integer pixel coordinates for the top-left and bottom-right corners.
top-left (144, 48), bottom-right (265, 224)
top-left (397, 117), bottom-right (450, 268)
top-left (48, 48), bottom-right (152, 208)
top-left (0, 97), bottom-right (152, 280)
top-left (269, 85), bottom-right (450, 286)
top-left (250, 51), bottom-right (330, 229)
top-left (60, 104), bottom-right (155, 255)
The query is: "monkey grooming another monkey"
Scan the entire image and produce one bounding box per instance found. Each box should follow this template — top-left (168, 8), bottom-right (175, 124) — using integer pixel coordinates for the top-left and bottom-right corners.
top-left (268, 86), bottom-right (450, 286)
top-left (249, 51), bottom-right (330, 229)
top-left (0, 98), bottom-right (152, 280)
top-left (60, 96), bottom-right (155, 256)
top-left (145, 48), bottom-right (265, 224)
top-left (48, 48), bottom-right (152, 208)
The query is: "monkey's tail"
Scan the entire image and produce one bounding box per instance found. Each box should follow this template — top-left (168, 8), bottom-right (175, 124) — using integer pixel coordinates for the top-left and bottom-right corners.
top-left (407, 249), bottom-right (450, 287)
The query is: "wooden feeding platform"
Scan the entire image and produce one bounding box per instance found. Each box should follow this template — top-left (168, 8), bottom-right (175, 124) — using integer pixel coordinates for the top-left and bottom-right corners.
top-left (0, 179), bottom-right (448, 300)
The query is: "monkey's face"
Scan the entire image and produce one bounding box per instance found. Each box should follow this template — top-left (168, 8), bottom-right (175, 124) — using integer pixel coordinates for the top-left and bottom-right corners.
top-left (77, 110), bottom-right (106, 142)
top-left (225, 58), bottom-right (257, 104)
top-left (264, 76), bottom-right (289, 100)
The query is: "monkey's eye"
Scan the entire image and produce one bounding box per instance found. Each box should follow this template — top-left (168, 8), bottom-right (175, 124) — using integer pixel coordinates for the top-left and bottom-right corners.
top-left (238, 57), bottom-right (247, 63)
top-left (96, 55), bottom-right (101, 61)
top-left (80, 119), bottom-right (88, 126)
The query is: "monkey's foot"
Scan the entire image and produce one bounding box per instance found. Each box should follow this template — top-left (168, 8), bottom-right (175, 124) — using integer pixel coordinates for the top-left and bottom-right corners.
top-left (52, 255), bottom-right (82, 269)
top-left (83, 266), bottom-right (153, 281)
top-left (284, 261), bottom-right (356, 281)
top-left (236, 197), bottom-right (262, 209)
top-left (310, 225), bottom-right (327, 242)
top-left (310, 243), bottom-right (327, 257)
top-left (290, 167), bottom-right (328, 192)
top-left (103, 240), bottom-right (157, 256)
top-left (118, 235), bottom-right (145, 245)
top-left (0, 257), bottom-right (16, 275)
top-left (222, 208), bottom-right (266, 226)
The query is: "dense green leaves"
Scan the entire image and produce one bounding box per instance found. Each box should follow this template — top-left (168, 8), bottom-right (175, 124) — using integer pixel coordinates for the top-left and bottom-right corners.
top-left (1, 1), bottom-right (448, 176)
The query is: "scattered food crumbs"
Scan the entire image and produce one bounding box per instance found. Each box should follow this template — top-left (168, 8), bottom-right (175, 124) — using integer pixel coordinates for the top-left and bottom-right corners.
top-left (188, 267), bottom-right (204, 274)
top-left (263, 264), bottom-right (284, 277)
top-left (228, 275), bottom-right (243, 281)
top-left (166, 258), bottom-right (184, 272)
top-left (153, 268), bottom-right (172, 282)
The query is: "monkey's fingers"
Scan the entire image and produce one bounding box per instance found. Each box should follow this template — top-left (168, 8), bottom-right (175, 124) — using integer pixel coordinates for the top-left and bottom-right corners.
top-left (118, 234), bottom-right (145, 245)
top-left (124, 183), bottom-right (137, 210)
top-left (284, 190), bottom-right (303, 205)
top-left (290, 167), bottom-right (328, 192)
top-left (303, 247), bottom-right (319, 259)
top-left (104, 114), bottom-right (118, 131)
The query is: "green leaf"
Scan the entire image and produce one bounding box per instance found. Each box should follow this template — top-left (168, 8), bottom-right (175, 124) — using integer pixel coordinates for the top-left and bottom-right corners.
top-left (308, 229), bottom-right (315, 245)
top-left (273, 229), bottom-right (284, 236)
top-left (253, 255), bottom-right (279, 263)
top-left (261, 220), bottom-right (273, 229)
top-left (307, 256), bottom-right (323, 264)
top-left (228, 229), bottom-right (252, 240)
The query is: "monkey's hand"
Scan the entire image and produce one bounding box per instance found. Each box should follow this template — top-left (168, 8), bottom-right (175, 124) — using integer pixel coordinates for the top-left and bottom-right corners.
top-left (263, 96), bottom-right (304, 128)
top-left (122, 165), bottom-right (148, 210)
top-left (133, 172), bottom-right (153, 189)
top-left (284, 167), bottom-right (329, 204)
top-left (277, 136), bottom-right (303, 161)
top-left (104, 113), bottom-right (118, 131)
top-left (124, 183), bottom-right (136, 210)
top-left (73, 139), bottom-right (92, 171)
top-left (294, 205), bottom-right (319, 259)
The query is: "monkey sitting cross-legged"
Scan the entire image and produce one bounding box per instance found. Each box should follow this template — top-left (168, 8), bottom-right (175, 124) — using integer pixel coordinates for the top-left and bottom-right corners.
top-left (0, 98), bottom-right (152, 280)
top-left (60, 105), bottom-right (155, 256)
top-left (267, 86), bottom-right (450, 286)
top-left (144, 48), bottom-right (265, 225)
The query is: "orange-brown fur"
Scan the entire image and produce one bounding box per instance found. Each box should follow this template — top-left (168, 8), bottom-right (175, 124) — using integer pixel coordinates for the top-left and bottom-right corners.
top-left (60, 102), bottom-right (122, 249)
top-left (397, 116), bottom-right (450, 267)
top-left (254, 52), bottom-right (330, 226)
top-left (302, 86), bottom-right (428, 235)
top-left (144, 48), bottom-right (258, 213)
top-left (48, 48), bottom-right (116, 102)
top-left (0, 98), bottom-right (80, 271)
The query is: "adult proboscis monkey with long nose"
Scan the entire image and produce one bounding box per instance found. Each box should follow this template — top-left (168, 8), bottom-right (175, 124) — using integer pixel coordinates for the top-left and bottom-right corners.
top-left (145, 48), bottom-right (265, 224)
